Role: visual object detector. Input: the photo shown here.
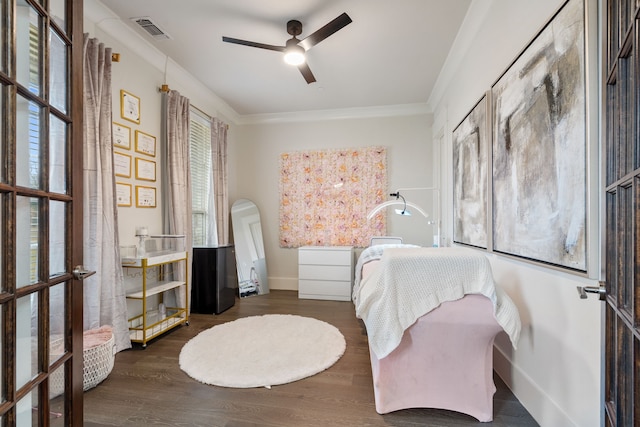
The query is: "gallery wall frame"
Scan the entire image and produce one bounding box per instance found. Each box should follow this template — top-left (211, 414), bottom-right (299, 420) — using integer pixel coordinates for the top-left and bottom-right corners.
top-left (135, 157), bottom-right (156, 182)
top-left (490, 0), bottom-right (586, 271)
top-left (135, 185), bottom-right (156, 208)
top-left (452, 94), bottom-right (490, 249)
top-left (135, 130), bottom-right (156, 157)
top-left (113, 122), bottom-right (131, 149)
top-left (120, 90), bottom-right (140, 124)
top-left (116, 182), bottom-right (132, 207)
top-left (114, 152), bottom-right (131, 178)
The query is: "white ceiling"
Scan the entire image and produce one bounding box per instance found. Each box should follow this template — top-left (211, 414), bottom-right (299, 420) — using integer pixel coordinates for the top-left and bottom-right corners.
top-left (94, 0), bottom-right (471, 117)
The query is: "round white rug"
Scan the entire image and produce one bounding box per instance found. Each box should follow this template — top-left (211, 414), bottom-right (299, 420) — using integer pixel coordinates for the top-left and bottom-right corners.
top-left (179, 314), bottom-right (346, 388)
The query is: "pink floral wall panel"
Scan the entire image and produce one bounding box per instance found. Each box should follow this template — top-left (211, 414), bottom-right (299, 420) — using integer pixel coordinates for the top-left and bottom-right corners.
top-left (279, 147), bottom-right (387, 248)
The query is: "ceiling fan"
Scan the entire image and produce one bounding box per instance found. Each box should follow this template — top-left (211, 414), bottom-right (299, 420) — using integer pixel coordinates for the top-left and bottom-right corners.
top-left (222, 12), bottom-right (352, 84)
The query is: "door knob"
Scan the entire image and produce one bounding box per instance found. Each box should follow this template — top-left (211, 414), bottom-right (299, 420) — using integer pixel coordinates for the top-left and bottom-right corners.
top-left (576, 282), bottom-right (606, 301)
top-left (72, 265), bottom-right (96, 281)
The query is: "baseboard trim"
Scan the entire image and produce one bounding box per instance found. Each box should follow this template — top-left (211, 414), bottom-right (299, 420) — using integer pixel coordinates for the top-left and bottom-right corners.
top-left (494, 346), bottom-right (575, 427)
top-left (266, 277), bottom-right (298, 291)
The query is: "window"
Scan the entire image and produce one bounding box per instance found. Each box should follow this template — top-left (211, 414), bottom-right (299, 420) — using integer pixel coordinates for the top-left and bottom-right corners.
top-left (189, 108), bottom-right (217, 246)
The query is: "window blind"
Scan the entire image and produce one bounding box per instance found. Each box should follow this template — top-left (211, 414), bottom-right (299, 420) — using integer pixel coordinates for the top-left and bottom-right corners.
top-left (189, 109), bottom-right (212, 247)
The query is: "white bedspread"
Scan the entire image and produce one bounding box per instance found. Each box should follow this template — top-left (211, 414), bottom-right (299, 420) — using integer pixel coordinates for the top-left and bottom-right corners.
top-left (353, 246), bottom-right (521, 359)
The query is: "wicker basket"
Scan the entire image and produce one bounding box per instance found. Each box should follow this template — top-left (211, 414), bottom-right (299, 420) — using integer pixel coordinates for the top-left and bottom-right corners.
top-left (50, 326), bottom-right (115, 397)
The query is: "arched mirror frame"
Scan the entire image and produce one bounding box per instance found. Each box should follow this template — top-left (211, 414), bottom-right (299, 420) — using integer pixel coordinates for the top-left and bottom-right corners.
top-left (231, 199), bottom-right (269, 297)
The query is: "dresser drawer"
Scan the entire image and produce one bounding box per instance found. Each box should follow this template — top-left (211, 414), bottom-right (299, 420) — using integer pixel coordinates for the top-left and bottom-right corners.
top-left (298, 247), bottom-right (352, 266)
top-left (298, 279), bottom-right (351, 300)
top-left (299, 264), bottom-right (351, 281)
top-left (298, 246), bottom-right (353, 301)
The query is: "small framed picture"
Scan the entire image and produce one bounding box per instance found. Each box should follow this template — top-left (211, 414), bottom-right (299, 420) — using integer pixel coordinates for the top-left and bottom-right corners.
top-left (135, 130), bottom-right (156, 157)
top-left (116, 182), bottom-right (132, 207)
top-left (136, 185), bottom-right (156, 208)
top-left (114, 152), bottom-right (132, 178)
top-left (135, 157), bottom-right (156, 182)
top-left (120, 90), bottom-right (140, 124)
top-left (112, 122), bottom-right (131, 149)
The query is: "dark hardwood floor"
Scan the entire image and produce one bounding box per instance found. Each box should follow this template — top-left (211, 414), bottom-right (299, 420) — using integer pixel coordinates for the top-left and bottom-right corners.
top-left (79, 290), bottom-right (538, 426)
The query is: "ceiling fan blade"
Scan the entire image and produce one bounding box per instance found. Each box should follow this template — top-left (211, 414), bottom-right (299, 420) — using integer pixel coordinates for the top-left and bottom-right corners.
top-left (299, 13), bottom-right (352, 51)
top-left (298, 63), bottom-right (316, 84)
top-left (222, 36), bottom-right (285, 52)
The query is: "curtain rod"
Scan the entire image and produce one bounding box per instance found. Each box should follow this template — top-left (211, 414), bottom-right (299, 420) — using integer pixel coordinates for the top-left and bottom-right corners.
top-left (190, 104), bottom-right (229, 129)
top-left (190, 104), bottom-right (212, 120)
top-left (111, 53), bottom-right (120, 62)
top-left (157, 86), bottom-right (229, 130)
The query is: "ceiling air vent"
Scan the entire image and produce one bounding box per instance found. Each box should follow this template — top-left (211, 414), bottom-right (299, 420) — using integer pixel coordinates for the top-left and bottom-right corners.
top-left (131, 17), bottom-right (172, 40)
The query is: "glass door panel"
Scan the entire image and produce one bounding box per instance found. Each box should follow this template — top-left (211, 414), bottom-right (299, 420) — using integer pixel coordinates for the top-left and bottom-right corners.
top-left (0, 194), bottom-right (4, 293)
top-left (0, 304), bottom-right (3, 403)
top-left (16, 196), bottom-right (39, 288)
top-left (49, 114), bottom-right (67, 194)
top-left (16, 388), bottom-right (38, 425)
top-left (16, 96), bottom-right (43, 189)
top-left (49, 200), bottom-right (66, 276)
top-left (49, 282), bottom-right (65, 355)
top-left (16, 292), bottom-right (38, 390)
top-left (49, 28), bottom-right (67, 114)
top-left (49, 0), bottom-right (66, 32)
top-left (16, 0), bottom-right (41, 96)
top-left (0, 85), bottom-right (4, 184)
top-left (0, 1), bottom-right (7, 74)
top-left (48, 363), bottom-right (65, 423)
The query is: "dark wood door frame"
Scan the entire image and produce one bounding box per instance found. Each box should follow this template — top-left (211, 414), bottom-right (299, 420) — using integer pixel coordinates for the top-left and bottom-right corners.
top-left (603, 1), bottom-right (639, 426)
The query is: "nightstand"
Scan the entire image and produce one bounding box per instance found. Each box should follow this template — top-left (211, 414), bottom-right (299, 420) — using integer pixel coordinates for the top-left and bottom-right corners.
top-left (298, 246), bottom-right (354, 301)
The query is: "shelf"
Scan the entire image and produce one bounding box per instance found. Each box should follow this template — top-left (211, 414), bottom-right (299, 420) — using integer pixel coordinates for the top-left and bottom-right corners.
top-left (126, 280), bottom-right (185, 299)
top-left (123, 250), bottom-right (189, 347)
top-left (128, 311), bottom-right (187, 342)
top-left (121, 250), bottom-right (187, 267)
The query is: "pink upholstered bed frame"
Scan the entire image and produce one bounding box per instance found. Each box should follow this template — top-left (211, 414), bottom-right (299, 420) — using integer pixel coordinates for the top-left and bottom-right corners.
top-left (361, 260), bottom-right (503, 422)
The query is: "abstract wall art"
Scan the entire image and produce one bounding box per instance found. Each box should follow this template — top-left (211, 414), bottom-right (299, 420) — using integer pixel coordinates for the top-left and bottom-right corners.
top-left (491, 0), bottom-right (586, 270)
top-left (453, 94), bottom-right (489, 248)
top-left (279, 147), bottom-right (387, 248)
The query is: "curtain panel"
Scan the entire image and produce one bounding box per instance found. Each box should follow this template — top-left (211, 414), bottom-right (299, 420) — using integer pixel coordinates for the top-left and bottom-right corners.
top-left (82, 34), bottom-right (131, 352)
top-left (161, 90), bottom-right (193, 312)
top-left (212, 118), bottom-right (229, 244)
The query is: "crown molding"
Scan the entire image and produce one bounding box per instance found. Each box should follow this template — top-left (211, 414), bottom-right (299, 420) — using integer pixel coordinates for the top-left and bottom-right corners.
top-left (236, 103), bottom-right (431, 125)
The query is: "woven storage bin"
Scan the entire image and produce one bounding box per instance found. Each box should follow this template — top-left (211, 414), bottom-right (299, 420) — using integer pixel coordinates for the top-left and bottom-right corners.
top-left (50, 326), bottom-right (115, 397)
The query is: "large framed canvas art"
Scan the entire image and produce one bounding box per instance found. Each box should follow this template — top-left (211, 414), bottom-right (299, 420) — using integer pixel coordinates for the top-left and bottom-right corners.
top-left (453, 95), bottom-right (489, 248)
top-left (491, 0), bottom-right (586, 271)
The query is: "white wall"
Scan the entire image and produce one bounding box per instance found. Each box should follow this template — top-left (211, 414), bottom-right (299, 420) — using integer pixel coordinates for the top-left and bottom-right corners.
top-left (84, 0), bottom-right (239, 247)
top-left (233, 115), bottom-right (433, 290)
top-left (430, 1), bottom-right (602, 426)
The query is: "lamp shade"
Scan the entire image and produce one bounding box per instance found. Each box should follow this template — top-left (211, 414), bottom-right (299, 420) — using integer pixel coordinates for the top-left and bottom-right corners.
top-left (284, 44), bottom-right (305, 65)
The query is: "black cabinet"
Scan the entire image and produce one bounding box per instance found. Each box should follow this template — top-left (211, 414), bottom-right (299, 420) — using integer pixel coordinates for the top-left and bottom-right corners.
top-left (191, 245), bottom-right (238, 314)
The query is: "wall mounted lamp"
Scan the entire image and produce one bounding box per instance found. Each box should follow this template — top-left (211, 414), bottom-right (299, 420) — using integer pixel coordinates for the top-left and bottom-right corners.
top-left (366, 191), bottom-right (429, 220)
top-left (366, 187), bottom-right (441, 247)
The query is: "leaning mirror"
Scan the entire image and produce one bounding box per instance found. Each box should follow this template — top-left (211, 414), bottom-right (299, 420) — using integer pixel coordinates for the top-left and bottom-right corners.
top-left (231, 199), bottom-right (269, 297)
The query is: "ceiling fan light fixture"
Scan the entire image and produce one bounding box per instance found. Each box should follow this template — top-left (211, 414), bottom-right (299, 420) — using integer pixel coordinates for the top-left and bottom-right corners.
top-left (283, 44), bottom-right (305, 66)
top-left (222, 13), bottom-right (351, 83)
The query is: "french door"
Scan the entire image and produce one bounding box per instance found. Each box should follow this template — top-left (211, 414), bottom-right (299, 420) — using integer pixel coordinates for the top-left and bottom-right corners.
top-left (0, 0), bottom-right (84, 425)
top-left (604, 0), bottom-right (640, 426)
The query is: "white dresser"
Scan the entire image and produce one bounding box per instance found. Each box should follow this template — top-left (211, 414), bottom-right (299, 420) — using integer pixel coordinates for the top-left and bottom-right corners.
top-left (298, 246), bottom-right (354, 301)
